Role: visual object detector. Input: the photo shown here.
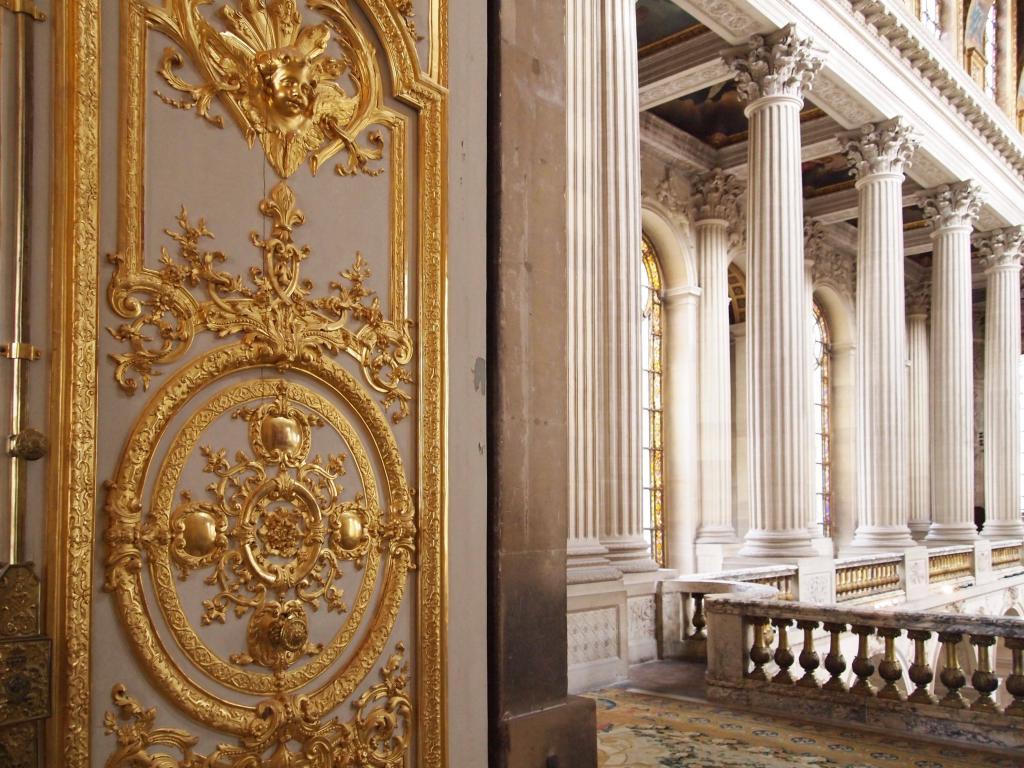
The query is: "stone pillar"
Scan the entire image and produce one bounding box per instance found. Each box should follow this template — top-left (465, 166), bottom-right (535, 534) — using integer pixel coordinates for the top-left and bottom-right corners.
top-left (906, 277), bottom-right (932, 540)
top-left (920, 181), bottom-right (983, 543)
top-left (565, 0), bottom-right (619, 585)
top-left (597, 0), bottom-right (657, 572)
top-left (726, 25), bottom-right (823, 558)
top-left (690, 169), bottom-right (743, 545)
top-left (975, 226), bottom-right (1024, 538)
top-left (997, 0), bottom-right (1016, 117)
top-left (842, 118), bottom-right (919, 549)
top-left (664, 287), bottom-right (701, 573)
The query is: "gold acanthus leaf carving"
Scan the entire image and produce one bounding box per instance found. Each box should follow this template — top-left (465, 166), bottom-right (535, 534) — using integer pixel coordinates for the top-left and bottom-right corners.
top-left (108, 181), bottom-right (414, 421)
top-left (145, 0), bottom-right (390, 178)
top-left (104, 644), bottom-right (412, 767)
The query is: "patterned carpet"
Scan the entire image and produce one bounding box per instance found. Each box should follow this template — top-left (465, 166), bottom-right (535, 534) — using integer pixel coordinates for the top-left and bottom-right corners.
top-left (588, 688), bottom-right (1020, 768)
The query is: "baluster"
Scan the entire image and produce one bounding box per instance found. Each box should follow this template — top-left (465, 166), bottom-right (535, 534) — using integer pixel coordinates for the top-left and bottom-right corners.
top-left (907, 629), bottom-right (936, 704)
top-left (938, 632), bottom-right (968, 708)
top-left (877, 627), bottom-right (904, 701)
top-left (772, 618), bottom-right (796, 684)
top-left (748, 616), bottom-right (772, 682)
top-left (690, 593), bottom-right (707, 641)
top-left (850, 625), bottom-right (876, 696)
top-left (797, 620), bottom-right (821, 688)
top-left (823, 622), bottom-right (848, 692)
top-left (1005, 638), bottom-right (1024, 716)
top-left (969, 635), bottom-right (998, 712)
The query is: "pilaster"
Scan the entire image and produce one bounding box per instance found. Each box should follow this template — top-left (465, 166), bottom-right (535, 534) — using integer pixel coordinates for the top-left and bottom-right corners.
top-left (842, 117), bottom-right (919, 549)
top-left (920, 180), bottom-right (984, 544)
top-left (726, 25), bottom-right (823, 558)
top-left (975, 226), bottom-right (1024, 538)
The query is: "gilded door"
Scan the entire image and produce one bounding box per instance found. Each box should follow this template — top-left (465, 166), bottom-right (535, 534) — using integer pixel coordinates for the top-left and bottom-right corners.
top-left (43, 1), bottom-right (447, 765)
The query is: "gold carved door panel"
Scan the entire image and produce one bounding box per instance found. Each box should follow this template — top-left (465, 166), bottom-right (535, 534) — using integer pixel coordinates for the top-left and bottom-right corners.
top-left (47, 1), bottom-right (447, 765)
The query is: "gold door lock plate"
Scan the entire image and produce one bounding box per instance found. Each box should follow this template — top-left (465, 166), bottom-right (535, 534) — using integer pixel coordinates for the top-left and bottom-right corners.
top-left (0, 343), bottom-right (40, 361)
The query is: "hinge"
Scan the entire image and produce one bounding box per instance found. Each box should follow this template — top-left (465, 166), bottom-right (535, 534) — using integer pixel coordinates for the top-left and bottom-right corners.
top-left (0, 0), bottom-right (45, 21)
top-left (0, 343), bottom-right (40, 361)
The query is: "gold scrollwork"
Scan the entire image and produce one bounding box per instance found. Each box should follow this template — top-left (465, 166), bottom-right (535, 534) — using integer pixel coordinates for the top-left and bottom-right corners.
top-left (0, 565), bottom-right (39, 639)
top-left (107, 181), bottom-right (414, 422)
top-left (104, 644), bottom-right (411, 767)
top-left (145, 0), bottom-right (393, 178)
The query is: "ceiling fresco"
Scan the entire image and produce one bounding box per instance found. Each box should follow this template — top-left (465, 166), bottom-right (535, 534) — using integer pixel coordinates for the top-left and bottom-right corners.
top-left (636, 0), bottom-right (700, 53)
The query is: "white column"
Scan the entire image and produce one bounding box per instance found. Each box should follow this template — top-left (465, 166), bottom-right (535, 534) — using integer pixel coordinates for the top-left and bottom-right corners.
top-left (598, 0), bottom-right (657, 571)
top-left (906, 277), bottom-right (932, 540)
top-left (566, 0), bottom-right (619, 583)
top-left (727, 25), bottom-right (823, 558)
top-left (664, 287), bottom-right (701, 573)
top-left (843, 118), bottom-right (919, 549)
top-left (997, 0), bottom-right (1015, 117)
top-left (921, 181), bottom-right (983, 543)
top-left (975, 226), bottom-right (1024, 538)
top-left (690, 169), bottom-right (743, 544)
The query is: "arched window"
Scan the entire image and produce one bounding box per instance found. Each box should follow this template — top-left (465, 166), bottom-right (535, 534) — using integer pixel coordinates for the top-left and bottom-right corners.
top-left (641, 235), bottom-right (665, 566)
top-left (812, 301), bottom-right (833, 537)
top-left (984, 2), bottom-right (998, 97)
top-left (920, 0), bottom-right (941, 37)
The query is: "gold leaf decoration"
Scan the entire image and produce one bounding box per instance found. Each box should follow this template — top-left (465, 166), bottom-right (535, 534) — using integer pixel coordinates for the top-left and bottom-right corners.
top-left (104, 644), bottom-right (411, 767)
top-left (144, 0), bottom-right (391, 178)
top-left (107, 181), bottom-right (414, 421)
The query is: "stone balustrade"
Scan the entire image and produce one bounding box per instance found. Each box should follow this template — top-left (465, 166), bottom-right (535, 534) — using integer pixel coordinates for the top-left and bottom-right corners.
top-left (704, 594), bottom-right (1024, 750)
top-left (994, 541), bottom-right (1024, 571)
top-left (834, 554), bottom-right (903, 602)
top-left (928, 546), bottom-right (975, 583)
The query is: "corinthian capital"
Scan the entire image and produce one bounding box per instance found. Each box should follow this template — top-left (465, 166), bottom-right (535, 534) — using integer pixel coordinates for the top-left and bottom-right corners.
top-left (919, 180), bottom-right (983, 232)
top-left (841, 117), bottom-right (918, 180)
top-left (973, 225), bottom-right (1024, 271)
top-left (724, 24), bottom-right (823, 104)
top-left (905, 276), bottom-right (931, 316)
top-left (688, 168), bottom-right (743, 223)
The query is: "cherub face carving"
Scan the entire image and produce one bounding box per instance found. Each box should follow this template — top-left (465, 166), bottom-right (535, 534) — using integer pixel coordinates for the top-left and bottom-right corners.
top-left (256, 46), bottom-right (318, 131)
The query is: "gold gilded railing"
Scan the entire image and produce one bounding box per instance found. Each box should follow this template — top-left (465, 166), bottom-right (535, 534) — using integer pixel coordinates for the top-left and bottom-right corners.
top-left (993, 543), bottom-right (1024, 571)
top-left (928, 547), bottom-right (974, 583)
top-left (835, 557), bottom-right (902, 601)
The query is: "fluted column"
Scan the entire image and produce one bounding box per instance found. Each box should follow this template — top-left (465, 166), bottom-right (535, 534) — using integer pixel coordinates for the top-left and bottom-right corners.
top-left (566, 0), bottom-right (619, 583)
top-left (598, 0), bottom-right (657, 571)
top-left (726, 25), bottom-right (823, 558)
top-left (975, 227), bottom-right (1024, 538)
top-left (906, 277), bottom-right (932, 539)
top-left (842, 118), bottom-right (919, 549)
top-left (691, 169), bottom-right (743, 544)
top-left (664, 287), bottom-right (701, 572)
top-left (921, 181), bottom-right (984, 543)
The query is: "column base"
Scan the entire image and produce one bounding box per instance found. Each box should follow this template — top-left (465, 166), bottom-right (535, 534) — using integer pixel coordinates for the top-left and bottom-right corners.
top-left (908, 520), bottom-right (931, 541)
top-left (695, 540), bottom-right (742, 573)
top-left (567, 545), bottom-right (622, 585)
top-left (924, 522), bottom-right (980, 544)
top-left (737, 528), bottom-right (817, 559)
top-left (603, 537), bottom-right (660, 573)
top-left (696, 525), bottom-right (738, 545)
top-left (981, 520), bottom-right (1024, 539)
top-left (848, 525), bottom-right (918, 550)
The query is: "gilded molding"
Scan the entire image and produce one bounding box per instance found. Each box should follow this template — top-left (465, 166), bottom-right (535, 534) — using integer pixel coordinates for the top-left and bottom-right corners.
top-left (50, 0), bottom-right (448, 763)
top-left (724, 23), bottom-right (823, 104)
top-left (104, 644), bottom-right (412, 767)
top-left (840, 116), bottom-right (918, 180)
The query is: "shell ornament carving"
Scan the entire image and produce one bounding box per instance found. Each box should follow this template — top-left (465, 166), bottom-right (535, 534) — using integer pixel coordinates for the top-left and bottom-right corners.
top-left (146, 0), bottom-right (395, 178)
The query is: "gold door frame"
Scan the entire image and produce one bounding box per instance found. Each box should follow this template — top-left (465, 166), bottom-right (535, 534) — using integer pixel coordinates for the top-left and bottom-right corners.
top-left (45, 1), bottom-right (448, 765)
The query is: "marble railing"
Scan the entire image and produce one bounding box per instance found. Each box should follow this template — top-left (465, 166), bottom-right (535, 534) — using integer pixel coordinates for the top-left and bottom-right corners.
top-left (704, 594), bottom-right (1024, 750)
top-left (834, 554), bottom-right (902, 602)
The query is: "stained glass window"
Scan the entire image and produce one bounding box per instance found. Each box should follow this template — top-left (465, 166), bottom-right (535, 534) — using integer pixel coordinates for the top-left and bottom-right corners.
top-left (641, 235), bottom-right (665, 566)
top-left (812, 301), bottom-right (833, 537)
top-left (984, 2), bottom-right (998, 97)
top-left (920, 0), bottom-right (941, 37)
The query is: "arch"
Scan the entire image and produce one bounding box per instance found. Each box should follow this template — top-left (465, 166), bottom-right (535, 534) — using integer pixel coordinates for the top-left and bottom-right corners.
top-left (641, 205), bottom-right (697, 290)
top-left (641, 235), bottom-right (666, 566)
